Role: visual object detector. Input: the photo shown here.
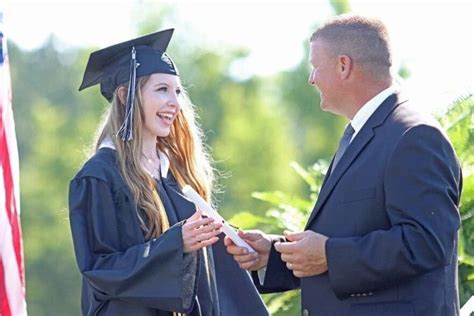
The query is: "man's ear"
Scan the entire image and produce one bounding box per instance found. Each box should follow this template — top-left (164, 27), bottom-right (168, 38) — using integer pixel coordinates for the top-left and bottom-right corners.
top-left (117, 86), bottom-right (127, 105)
top-left (338, 55), bottom-right (352, 80)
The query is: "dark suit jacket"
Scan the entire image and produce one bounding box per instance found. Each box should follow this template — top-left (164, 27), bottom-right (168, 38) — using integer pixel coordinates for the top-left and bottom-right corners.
top-left (254, 93), bottom-right (462, 316)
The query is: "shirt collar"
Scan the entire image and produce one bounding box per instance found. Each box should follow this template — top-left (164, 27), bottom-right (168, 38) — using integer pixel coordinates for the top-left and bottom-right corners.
top-left (99, 137), bottom-right (170, 178)
top-left (351, 85), bottom-right (397, 139)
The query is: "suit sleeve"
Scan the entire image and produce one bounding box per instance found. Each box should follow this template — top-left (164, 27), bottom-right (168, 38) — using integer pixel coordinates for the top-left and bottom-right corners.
top-left (69, 176), bottom-right (198, 313)
top-left (251, 236), bottom-right (300, 293)
top-left (325, 125), bottom-right (461, 298)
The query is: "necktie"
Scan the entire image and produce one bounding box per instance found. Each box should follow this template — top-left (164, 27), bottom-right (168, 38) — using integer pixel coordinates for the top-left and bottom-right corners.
top-left (330, 124), bottom-right (355, 173)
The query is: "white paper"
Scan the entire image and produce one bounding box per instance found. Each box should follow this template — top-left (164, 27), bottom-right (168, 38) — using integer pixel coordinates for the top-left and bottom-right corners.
top-left (182, 185), bottom-right (255, 253)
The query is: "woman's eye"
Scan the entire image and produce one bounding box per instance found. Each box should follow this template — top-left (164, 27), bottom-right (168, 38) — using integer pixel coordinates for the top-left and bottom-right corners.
top-left (176, 88), bottom-right (182, 95)
top-left (157, 87), bottom-right (167, 92)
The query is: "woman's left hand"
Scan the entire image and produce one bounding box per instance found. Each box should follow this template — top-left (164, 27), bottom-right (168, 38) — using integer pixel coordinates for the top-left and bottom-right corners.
top-left (182, 209), bottom-right (223, 253)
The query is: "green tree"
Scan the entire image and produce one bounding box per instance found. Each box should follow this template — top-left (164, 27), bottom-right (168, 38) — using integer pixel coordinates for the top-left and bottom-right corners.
top-left (438, 94), bottom-right (474, 305)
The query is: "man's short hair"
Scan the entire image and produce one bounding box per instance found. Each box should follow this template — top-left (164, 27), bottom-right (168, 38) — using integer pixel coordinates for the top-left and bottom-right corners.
top-left (311, 14), bottom-right (392, 72)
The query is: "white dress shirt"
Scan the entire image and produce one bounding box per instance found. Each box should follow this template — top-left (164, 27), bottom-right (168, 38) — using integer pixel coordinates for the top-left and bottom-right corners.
top-left (350, 86), bottom-right (397, 142)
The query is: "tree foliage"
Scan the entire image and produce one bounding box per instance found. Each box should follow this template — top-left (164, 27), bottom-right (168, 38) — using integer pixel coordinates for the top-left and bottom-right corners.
top-left (439, 94), bottom-right (474, 305)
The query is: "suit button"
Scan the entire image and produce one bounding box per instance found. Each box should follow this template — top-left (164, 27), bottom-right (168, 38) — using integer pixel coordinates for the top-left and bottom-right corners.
top-left (302, 308), bottom-right (309, 316)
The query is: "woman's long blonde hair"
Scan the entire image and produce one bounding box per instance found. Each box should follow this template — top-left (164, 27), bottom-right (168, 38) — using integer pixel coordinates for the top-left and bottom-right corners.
top-left (94, 76), bottom-right (214, 239)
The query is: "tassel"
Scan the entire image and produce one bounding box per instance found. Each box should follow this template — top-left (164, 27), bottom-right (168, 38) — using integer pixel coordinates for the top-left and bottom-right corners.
top-left (118, 46), bottom-right (139, 141)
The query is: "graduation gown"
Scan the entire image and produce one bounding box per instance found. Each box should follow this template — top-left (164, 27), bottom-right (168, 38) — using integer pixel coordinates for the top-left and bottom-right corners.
top-left (69, 147), bottom-right (268, 316)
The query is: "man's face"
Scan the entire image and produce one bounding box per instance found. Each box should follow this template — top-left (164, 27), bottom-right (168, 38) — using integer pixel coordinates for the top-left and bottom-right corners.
top-left (308, 39), bottom-right (340, 114)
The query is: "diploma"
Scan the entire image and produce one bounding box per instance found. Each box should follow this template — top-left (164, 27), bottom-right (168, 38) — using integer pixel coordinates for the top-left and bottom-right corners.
top-left (182, 185), bottom-right (255, 253)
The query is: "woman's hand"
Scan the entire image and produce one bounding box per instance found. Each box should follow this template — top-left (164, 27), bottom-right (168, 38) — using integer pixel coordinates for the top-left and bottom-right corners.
top-left (182, 209), bottom-right (222, 253)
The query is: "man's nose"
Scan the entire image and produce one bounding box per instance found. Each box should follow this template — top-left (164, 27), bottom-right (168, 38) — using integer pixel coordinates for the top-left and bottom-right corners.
top-left (308, 70), bottom-right (315, 85)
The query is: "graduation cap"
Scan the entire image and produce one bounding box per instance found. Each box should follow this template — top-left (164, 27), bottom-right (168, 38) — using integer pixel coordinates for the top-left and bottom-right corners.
top-left (79, 28), bottom-right (179, 141)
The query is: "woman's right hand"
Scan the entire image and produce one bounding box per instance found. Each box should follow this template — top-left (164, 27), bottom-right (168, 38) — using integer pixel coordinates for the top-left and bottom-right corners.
top-left (182, 209), bottom-right (222, 253)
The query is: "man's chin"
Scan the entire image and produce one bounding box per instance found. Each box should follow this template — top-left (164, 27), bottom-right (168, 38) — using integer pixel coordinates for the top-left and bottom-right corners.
top-left (320, 104), bottom-right (341, 117)
top-left (320, 102), bottom-right (330, 112)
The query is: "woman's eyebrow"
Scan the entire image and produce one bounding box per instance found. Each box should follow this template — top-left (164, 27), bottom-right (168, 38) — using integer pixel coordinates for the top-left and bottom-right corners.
top-left (153, 82), bottom-right (169, 88)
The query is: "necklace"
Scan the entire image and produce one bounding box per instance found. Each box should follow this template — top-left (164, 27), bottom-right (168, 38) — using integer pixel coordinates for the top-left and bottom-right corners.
top-left (142, 153), bottom-right (161, 179)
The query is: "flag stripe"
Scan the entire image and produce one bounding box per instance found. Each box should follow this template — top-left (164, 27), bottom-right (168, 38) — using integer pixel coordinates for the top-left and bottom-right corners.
top-left (0, 189), bottom-right (25, 316)
top-left (0, 128), bottom-right (24, 280)
top-left (0, 260), bottom-right (12, 316)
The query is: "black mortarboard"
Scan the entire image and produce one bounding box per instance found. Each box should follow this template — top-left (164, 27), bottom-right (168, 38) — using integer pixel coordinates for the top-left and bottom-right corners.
top-left (78, 29), bottom-right (179, 141)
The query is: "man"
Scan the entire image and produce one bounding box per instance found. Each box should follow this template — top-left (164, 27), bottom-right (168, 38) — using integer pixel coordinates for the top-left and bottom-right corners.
top-left (225, 14), bottom-right (462, 316)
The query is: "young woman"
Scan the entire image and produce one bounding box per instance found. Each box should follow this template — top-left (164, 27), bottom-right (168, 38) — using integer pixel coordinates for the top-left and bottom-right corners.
top-left (69, 29), bottom-right (268, 316)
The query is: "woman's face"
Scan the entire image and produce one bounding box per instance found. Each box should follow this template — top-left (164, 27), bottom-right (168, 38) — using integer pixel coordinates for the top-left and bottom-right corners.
top-left (140, 73), bottom-right (182, 140)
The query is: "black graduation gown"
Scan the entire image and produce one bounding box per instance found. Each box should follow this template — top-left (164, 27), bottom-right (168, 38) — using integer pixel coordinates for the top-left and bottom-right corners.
top-left (69, 148), bottom-right (268, 316)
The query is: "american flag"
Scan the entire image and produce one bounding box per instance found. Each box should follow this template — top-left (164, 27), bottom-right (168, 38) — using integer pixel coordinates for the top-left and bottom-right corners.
top-left (0, 10), bottom-right (27, 316)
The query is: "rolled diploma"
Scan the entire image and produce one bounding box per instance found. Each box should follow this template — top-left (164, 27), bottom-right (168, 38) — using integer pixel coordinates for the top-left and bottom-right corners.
top-left (182, 185), bottom-right (255, 253)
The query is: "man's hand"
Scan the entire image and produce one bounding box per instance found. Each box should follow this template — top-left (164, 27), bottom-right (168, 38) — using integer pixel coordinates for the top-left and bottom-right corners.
top-left (274, 230), bottom-right (328, 278)
top-left (224, 230), bottom-right (272, 271)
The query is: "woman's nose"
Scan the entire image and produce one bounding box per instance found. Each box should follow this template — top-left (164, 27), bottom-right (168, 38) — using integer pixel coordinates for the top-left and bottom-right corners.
top-left (168, 92), bottom-right (181, 109)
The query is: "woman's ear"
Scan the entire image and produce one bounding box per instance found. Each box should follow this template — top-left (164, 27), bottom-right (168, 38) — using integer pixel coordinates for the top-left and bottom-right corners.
top-left (117, 86), bottom-right (127, 105)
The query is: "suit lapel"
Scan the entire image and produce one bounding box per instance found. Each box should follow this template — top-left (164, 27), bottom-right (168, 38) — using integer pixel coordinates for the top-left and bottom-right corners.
top-left (305, 93), bottom-right (407, 229)
top-left (306, 128), bottom-right (375, 227)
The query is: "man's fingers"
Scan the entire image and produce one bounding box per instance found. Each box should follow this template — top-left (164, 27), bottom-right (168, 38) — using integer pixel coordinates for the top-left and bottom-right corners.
top-left (224, 236), bottom-right (234, 247)
top-left (226, 245), bottom-right (258, 269)
top-left (232, 253), bottom-right (259, 270)
top-left (233, 252), bottom-right (258, 263)
top-left (274, 241), bottom-right (297, 254)
top-left (239, 259), bottom-right (259, 270)
top-left (238, 230), bottom-right (263, 241)
top-left (284, 230), bottom-right (306, 242)
top-left (280, 253), bottom-right (296, 263)
top-left (226, 244), bottom-right (249, 256)
top-left (287, 261), bottom-right (304, 270)
top-left (292, 269), bottom-right (306, 278)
